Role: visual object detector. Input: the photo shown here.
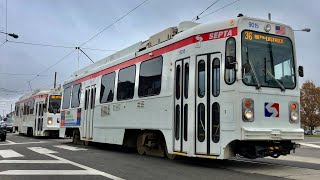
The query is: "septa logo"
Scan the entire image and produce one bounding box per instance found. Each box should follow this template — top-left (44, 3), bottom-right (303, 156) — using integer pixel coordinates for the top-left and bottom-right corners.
top-left (265, 102), bottom-right (279, 118)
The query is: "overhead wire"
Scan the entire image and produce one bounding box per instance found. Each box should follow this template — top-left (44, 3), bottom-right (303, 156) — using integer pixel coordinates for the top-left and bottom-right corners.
top-left (0, 72), bottom-right (54, 76)
top-left (197, 0), bottom-right (241, 20)
top-left (79, 0), bottom-right (149, 47)
top-left (6, 40), bottom-right (117, 52)
top-left (4, 0), bottom-right (150, 95)
top-left (193, 0), bottom-right (221, 21)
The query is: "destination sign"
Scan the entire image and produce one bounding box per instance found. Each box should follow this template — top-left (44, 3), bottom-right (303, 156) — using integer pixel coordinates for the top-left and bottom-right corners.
top-left (50, 95), bottom-right (61, 99)
top-left (244, 31), bottom-right (285, 44)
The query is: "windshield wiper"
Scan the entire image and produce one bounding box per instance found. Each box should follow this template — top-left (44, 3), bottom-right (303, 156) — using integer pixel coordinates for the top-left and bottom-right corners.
top-left (246, 47), bottom-right (261, 90)
top-left (265, 69), bottom-right (285, 92)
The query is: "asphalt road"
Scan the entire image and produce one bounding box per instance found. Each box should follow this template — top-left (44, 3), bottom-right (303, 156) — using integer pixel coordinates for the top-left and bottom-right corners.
top-left (0, 133), bottom-right (319, 180)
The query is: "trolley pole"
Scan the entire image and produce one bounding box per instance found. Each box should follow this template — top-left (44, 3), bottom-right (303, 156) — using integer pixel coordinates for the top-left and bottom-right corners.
top-left (54, 72), bottom-right (57, 89)
top-left (268, 13), bottom-right (271, 20)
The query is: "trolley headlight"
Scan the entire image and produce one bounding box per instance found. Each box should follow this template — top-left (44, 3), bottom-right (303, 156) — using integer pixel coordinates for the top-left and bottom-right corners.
top-left (289, 102), bottom-right (299, 123)
top-left (242, 99), bottom-right (254, 122)
top-left (244, 109), bottom-right (253, 120)
top-left (47, 117), bottom-right (53, 125)
top-left (290, 111), bottom-right (299, 121)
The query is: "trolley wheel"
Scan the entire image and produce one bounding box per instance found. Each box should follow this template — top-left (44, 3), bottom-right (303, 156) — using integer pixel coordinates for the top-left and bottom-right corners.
top-left (136, 134), bottom-right (146, 155)
top-left (83, 140), bottom-right (90, 146)
top-left (72, 129), bottom-right (81, 145)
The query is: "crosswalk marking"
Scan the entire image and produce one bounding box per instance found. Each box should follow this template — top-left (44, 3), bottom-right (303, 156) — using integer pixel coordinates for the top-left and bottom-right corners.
top-left (0, 170), bottom-right (99, 175)
top-left (54, 145), bottom-right (87, 151)
top-left (267, 155), bottom-right (320, 165)
top-left (0, 150), bottom-right (24, 158)
top-left (28, 147), bottom-right (57, 154)
top-left (299, 142), bottom-right (320, 149)
top-left (0, 160), bottom-right (66, 164)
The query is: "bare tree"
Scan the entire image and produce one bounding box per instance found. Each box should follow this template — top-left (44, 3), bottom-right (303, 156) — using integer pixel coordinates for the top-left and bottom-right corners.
top-left (300, 81), bottom-right (320, 132)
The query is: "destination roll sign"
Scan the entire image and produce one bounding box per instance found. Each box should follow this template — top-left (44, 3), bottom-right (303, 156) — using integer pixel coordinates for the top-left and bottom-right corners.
top-left (244, 31), bottom-right (286, 44)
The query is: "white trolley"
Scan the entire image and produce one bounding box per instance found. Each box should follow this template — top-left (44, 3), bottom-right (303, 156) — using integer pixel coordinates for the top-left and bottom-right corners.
top-left (14, 89), bottom-right (61, 137)
top-left (59, 15), bottom-right (304, 159)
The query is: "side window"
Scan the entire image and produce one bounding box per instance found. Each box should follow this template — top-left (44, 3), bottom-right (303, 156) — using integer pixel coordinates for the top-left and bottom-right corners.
top-left (62, 87), bottom-right (72, 109)
top-left (100, 72), bottom-right (115, 103)
top-left (71, 84), bottom-right (81, 108)
top-left (212, 58), bottom-right (220, 97)
top-left (184, 63), bottom-right (189, 99)
top-left (117, 65), bottom-right (136, 101)
top-left (198, 60), bottom-right (206, 98)
top-left (138, 56), bottom-right (163, 97)
top-left (225, 37), bottom-right (236, 84)
top-left (30, 100), bottom-right (34, 115)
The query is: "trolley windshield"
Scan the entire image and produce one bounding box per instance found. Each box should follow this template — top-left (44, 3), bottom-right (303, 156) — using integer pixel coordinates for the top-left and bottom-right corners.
top-left (48, 95), bottom-right (61, 114)
top-left (241, 31), bottom-right (296, 89)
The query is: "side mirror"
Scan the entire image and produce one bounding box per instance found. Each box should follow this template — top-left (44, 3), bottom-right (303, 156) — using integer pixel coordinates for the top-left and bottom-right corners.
top-left (242, 63), bottom-right (251, 74)
top-left (226, 56), bottom-right (236, 69)
top-left (298, 66), bottom-right (304, 77)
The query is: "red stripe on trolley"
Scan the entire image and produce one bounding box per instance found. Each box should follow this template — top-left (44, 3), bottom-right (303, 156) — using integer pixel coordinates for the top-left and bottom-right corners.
top-left (67, 27), bottom-right (237, 86)
top-left (16, 94), bottom-right (48, 104)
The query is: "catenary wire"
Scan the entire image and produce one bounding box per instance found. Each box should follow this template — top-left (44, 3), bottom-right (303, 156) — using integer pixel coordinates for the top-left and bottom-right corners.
top-left (196, 0), bottom-right (241, 20)
top-left (193, 0), bottom-right (221, 21)
top-left (79, 0), bottom-right (149, 47)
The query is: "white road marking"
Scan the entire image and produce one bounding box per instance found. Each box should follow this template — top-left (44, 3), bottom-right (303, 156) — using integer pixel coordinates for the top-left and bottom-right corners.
top-left (267, 155), bottom-right (320, 165)
top-left (28, 147), bottom-right (57, 154)
top-left (299, 142), bottom-right (320, 149)
top-left (0, 170), bottom-right (99, 175)
top-left (0, 141), bottom-right (47, 146)
top-left (0, 150), bottom-right (24, 158)
top-left (54, 145), bottom-right (87, 151)
top-left (5, 140), bottom-right (15, 144)
top-left (0, 160), bottom-right (65, 164)
top-left (230, 159), bottom-right (320, 180)
top-left (45, 153), bottom-right (124, 180)
top-left (25, 146), bottom-right (124, 180)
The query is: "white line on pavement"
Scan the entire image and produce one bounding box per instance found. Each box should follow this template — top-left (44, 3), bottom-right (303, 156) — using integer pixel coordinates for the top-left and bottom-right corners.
top-left (0, 150), bottom-right (24, 158)
top-left (26, 146), bottom-right (125, 180)
top-left (54, 145), bottom-right (87, 151)
top-left (45, 153), bottom-right (125, 180)
top-left (0, 170), bottom-right (99, 175)
top-left (267, 155), bottom-right (320, 165)
top-left (299, 142), bottom-right (320, 149)
top-left (28, 147), bottom-right (57, 154)
top-left (0, 160), bottom-right (66, 164)
top-left (0, 141), bottom-right (47, 146)
top-left (5, 140), bottom-right (15, 144)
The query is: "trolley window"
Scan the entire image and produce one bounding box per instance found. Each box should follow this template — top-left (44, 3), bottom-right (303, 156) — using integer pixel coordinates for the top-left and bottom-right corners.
top-left (62, 87), bottom-right (72, 109)
top-left (48, 95), bottom-right (61, 114)
top-left (198, 60), bottom-right (205, 98)
top-left (225, 37), bottom-right (236, 84)
top-left (184, 63), bottom-right (189, 99)
top-left (212, 102), bottom-right (220, 143)
top-left (175, 65), bottom-right (181, 99)
top-left (100, 72), bottom-right (115, 103)
top-left (241, 31), bottom-right (296, 89)
top-left (138, 56), bottom-right (163, 97)
top-left (212, 58), bottom-right (220, 97)
top-left (71, 84), bottom-right (81, 108)
top-left (197, 103), bottom-right (205, 142)
top-left (117, 65), bottom-right (136, 101)
top-left (30, 100), bottom-right (35, 115)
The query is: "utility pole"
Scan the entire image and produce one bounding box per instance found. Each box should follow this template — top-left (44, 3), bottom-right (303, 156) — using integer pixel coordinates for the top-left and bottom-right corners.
top-left (10, 104), bottom-right (12, 114)
top-left (54, 72), bottom-right (57, 89)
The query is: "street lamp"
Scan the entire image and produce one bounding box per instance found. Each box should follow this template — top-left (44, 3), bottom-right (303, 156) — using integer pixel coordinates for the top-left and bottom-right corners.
top-left (293, 28), bottom-right (311, 32)
top-left (0, 31), bottom-right (18, 38)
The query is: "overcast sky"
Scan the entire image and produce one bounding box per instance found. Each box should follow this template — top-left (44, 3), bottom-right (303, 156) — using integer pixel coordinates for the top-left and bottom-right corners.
top-left (0, 0), bottom-right (319, 116)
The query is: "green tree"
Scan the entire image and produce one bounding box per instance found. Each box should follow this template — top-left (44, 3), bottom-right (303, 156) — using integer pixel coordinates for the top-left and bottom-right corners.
top-left (300, 81), bottom-right (320, 132)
